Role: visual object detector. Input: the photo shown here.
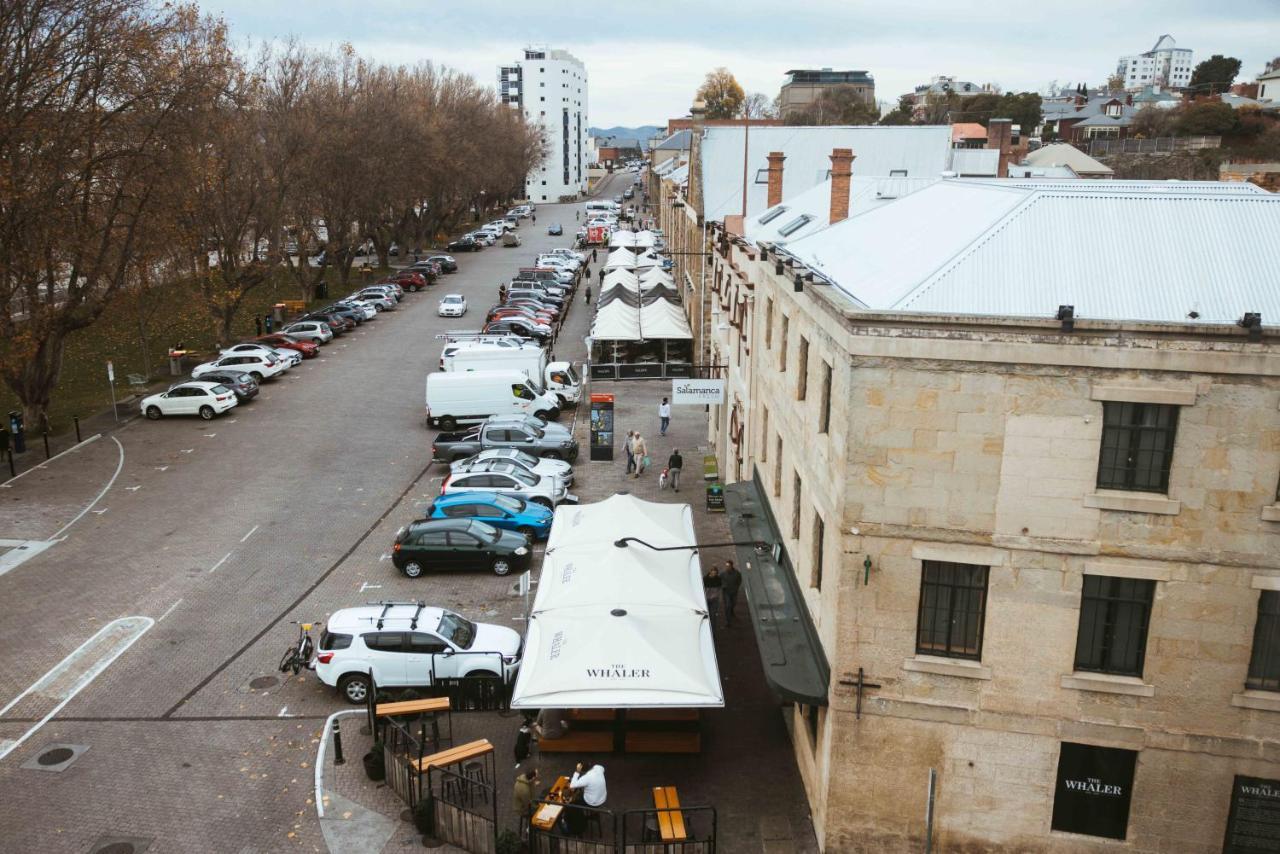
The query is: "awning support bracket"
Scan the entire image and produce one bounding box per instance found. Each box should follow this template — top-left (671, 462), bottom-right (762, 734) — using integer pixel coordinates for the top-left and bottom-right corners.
top-left (837, 667), bottom-right (882, 720)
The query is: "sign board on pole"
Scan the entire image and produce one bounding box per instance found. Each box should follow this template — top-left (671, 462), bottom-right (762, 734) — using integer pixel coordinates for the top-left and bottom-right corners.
top-left (106, 361), bottom-right (114, 382)
top-left (671, 378), bottom-right (724, 405)
top-left (589, 393), bottom-right (615, 461)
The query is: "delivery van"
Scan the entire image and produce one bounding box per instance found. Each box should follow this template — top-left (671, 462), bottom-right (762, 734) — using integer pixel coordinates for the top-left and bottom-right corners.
top-left (443, 345), bottom-right (582, 406)
top-left (425, 370), bottom-right (561, 430)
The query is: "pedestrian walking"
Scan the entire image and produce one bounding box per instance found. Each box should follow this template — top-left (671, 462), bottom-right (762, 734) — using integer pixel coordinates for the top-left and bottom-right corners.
top-left (722, 560), bottom-right (742, 626)
top-left (633, 433), bottom-right (649, 477)
top-left (667, 448), bottom-right (683, 492)
top-left (624, 430), bottom-right (637, 475)
top-left (658, 397), bottom-right (671, 436)
top-left (597, 266), bottom-right (605, 285)
top-left (592, 248), bottom-right (598, 262)
top-left (514, 721), bottom-right (533, 767)
top-left (254, 316), bottom-right (263, 336)
top-left (499, 284), bottom-right (507, 303)
top-left (584, 285), bottom-right (591, 304)
top-left (264, 313), bottom-right (273, 333)
top-left (703, 565), bottom-right (723, 627)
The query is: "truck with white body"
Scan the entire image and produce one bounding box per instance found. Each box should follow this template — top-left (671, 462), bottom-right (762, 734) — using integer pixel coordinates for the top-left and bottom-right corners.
top-left (441, 343), bottom-right (582, 406)
top-left (425, 370), bottom-right (561, 430)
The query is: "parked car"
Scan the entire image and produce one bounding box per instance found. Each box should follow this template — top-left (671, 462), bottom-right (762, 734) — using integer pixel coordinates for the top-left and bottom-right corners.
top-left (334, 299), bottom-right (377, 320)
top-left (504, 297), bottom-right (561, 318)
top-left (425, 492), bottom-right (554, 540)
top-left (302, 311), bottom-right (354, 333)
top-left (484, 317), bottom-right (551, 342)
top-left (192, 352), bottom-right (286, 382)
top-left (547, 223), bottom-right (563, 236)
top-left (314, 603), bottom-right (522, 703)
top-left (385, 270), bottom-right (429, 291)
top-left (447, 236), bottom-right (480, 252)
top-left (438, 294), bottom-right (467, 317)
top-left (181, 371), bottom-right (258, 402)
top-left (441, 461), bottom-right (570, 508)
top-left (450, 456), bottom-right (571, 494)
top-left (425, 254), bottom-right (458, 273)
top-left (392, 518), bottom-right (532, 577)
top-left (502, 231), bottom-right (521, 248)
top-left (219, 342), bottom-right (300, 368)
top-left (281, 320), bottom-right (333, 345)
top-left (431, 420), bottom-right (578, 462)
top-left (141, 380), bottom-right (238, 421)
top-left (488, 307), bottom-right (557, 328)
top-left (347, 290), bottom-right (395, 311)
top-left (613, 195), bottom-right (623, 203)
top-left (451, 447), bottom-right (574, 487)
top-left (256, 334), bottom-right (319, 358)
top-left (469, 231), bottom-right (496, 246)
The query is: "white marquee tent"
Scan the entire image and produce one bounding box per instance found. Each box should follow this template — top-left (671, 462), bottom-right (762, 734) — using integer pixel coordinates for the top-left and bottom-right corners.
top-left (608, 230), bottom-right (638, 249)
top-left (603, 248), bottom-right (637, 271)
top-left (511, 495), bottom-right (723, 709)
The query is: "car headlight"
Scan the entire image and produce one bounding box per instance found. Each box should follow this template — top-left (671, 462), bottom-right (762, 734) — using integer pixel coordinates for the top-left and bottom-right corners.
top-left (561, 440), bottom-right (572, 448)
top-left (515, 546), bottom-right (529, 556)
top-left (503, 655), bottom-right (518, 665)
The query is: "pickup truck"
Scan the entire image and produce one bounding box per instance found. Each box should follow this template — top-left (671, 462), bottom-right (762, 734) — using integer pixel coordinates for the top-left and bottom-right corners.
top-left (432, 422), bottom-right (579, 463)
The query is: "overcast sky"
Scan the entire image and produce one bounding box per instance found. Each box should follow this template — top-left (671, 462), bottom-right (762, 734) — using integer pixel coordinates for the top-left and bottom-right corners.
top-left (197, 0), bottom-right (1280, 128)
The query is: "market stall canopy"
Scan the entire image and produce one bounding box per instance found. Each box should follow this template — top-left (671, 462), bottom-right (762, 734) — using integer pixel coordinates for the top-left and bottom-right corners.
top-left (601, 269), bottom-right (640, 289)
top-left (603, 248), bottom-right (637, 271)
top-left (546, 494), bottom-right (697, 552)
top-left (598, 287), bottom-right (642, 307)
top-left (609, 230), bottom-right (638, 248)
top-left (641, 286), bottom-right (681, 305)
top-left (632, 251), bottom-right (663, 269)
top-left (590, 301), bottom-right (642, 340)
top-left (639, 268), bottom-right (674, 285)
top-left (640, 301), bottom-right (693, 339)
top-left (632, 230), bottom-right (657, 248)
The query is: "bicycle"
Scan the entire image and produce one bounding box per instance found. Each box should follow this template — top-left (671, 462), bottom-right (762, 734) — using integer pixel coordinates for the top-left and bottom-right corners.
top-left (278, 621), bottom-right (317, 675)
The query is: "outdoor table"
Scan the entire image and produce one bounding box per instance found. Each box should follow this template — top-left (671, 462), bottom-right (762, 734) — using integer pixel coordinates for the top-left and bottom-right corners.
top-left (408, 738), bottom-right (492, 773)
top-left (653, 786), bottom-right (688, 842)
top-left (375, 697), bottom-right (450, 717)
top-left (530, 775), bottom-right (573, 831)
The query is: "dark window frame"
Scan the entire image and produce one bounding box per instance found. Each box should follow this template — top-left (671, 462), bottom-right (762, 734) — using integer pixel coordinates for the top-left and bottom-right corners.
top-left (797, 337), bottom-right (809, 400)
top-left (791, 471), bottom-right (802, 539)
top-left (1073, 575), bottom-right (1156, 678)
top-left (915, 561), bottom-right (990, 661)
top-left (1246, 590), bottom-right (1280, 692)
top-left (818, 361), bottom-right (832, 433)
top-left (1096, 402), bottom-right (1179, 493)
top-left (812, 513), bottom-right (825, 590)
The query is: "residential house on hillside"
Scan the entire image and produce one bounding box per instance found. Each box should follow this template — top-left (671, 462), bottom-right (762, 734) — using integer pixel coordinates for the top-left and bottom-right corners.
top-left (1040, 95), bottom-right (1138, 143)
top-left (950, 122), bottom-right (988, 148)
top-left (1259, 67), bottom-right (1280, 102)
top-left (1018, 142), bottom-right (1114, 178)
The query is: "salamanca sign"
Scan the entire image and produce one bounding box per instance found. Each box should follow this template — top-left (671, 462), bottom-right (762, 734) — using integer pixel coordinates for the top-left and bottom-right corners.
top-left (672, 379), bottom-right (725, 405)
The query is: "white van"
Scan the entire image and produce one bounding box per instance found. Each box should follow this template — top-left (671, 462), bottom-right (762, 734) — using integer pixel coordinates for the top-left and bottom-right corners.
top-left (584, 200), bottom-right (620, 215)
top-left (426, 370), bottom-right (561, 430)
top-left (443, 345), bottom-right (582, 406)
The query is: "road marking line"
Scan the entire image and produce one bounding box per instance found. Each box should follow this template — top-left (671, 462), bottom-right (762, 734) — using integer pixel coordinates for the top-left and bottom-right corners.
top-left (49, 436), bottom-right (124, 540)
top-left (209, 552), bottom-right (232, 573)
top-left (359, 582), bottom-right (382, 592)
top-left (378, 553), bottom-right (391, 562)
top-left (0, 433), bottom-right (102, 487)
top-left (0, 616), bottom-right (153, 761)
top-left (180, 448), bottom-right (194, 454)
top-left (240, 524), bottom-right (260, 543)
top-left (202, 433), bottom-right (216, 438)
top-left (157, 598), bottom-right (183, 622)
top-left (278, 706), bottom-right (293, 717)
top-left (125, 485), bottom-right (141, 492)
top-left (155, 465), bottom-right (169, 472)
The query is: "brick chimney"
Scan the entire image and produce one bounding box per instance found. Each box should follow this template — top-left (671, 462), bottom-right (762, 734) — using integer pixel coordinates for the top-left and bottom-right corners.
top-left (985, 118), bottom-right (1013, 178)
top-left (829, 148), bottom-right (855, 225)
top-left (766, 151), bottom-right (786, 208)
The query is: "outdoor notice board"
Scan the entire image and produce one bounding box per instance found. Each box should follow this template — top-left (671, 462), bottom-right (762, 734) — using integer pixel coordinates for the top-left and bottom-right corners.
top-left (1050, 742), bottom-right (1137, 840)
top-left (589, 393), bottom-right (614, 461)
top-left (1224, 775), bottom-right (1280, 853)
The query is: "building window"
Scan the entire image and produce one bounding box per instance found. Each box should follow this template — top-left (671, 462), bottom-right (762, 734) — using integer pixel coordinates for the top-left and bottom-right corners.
top-left (779, 315), bottom-right (789, 372)
top-left (797, 337), bottom-right (809, 400)
top-left (916, 561), bottom-right (989, 660)
top-left (1074, 575), bottom-right (1155, 677)
top-left (791, 472), bottom-right (802, 539)
top-left (1096, 402), bottom-right (1179, 493)
top-left (811, 513), bottom-right (825, 590)
top-left (818, 361), bottom-right (832, 433)
top-left (1246, 591), bottom-right (1280, 692)
top-left (764, 298), bottom-right (773, 348)
top-left (760, 408), bottom-right (769, 462)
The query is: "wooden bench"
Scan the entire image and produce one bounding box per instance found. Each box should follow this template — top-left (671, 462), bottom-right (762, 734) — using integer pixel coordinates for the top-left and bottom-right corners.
top-left (625, 731), bottom-right (701, 754)
top-left (409, 738), bottom-right (492, 772)
top-left (375, 697), bottom-right (450, 718)
top-left (627, 708), bottom-right (699, 722)
top-left (280, 299), bottom-right (307, 315)
top-left (537, 730), bottom-right (614, 753)
top-left (568, 708), bottom-right (617, 722)
top-left (653, 786), bottom-right (687, 842)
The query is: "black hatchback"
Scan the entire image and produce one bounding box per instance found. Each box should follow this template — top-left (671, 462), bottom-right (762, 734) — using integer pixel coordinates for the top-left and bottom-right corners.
top-left (392, 518), bottom-right (531, 577)
top-left (180, 370), bottom-right (258, 402)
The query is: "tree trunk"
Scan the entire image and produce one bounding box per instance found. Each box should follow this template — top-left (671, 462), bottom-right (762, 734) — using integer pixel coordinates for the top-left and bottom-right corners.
top-left (4, 334), bottom-right (67, 430)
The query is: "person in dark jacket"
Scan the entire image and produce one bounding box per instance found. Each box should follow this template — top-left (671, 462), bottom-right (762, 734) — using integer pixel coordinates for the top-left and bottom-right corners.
top-left (667, 449), bottom-right (683, 492)
top-left (703, 565), bottom-right (723, 627)
top-left (722, 560), bottom-right (743, 626)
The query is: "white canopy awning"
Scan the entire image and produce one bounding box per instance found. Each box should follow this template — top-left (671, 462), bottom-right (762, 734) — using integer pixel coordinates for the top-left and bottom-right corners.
top-left (633, 230), bottom-right (657, 248)
top-left (639, 268), bottom-right (673, 285)
top-left (632, 251), bottom-right (662, 269)
top-left (601, 269), bottom-right (639, 290)
top-left (590, 301), bottom-right (642, 340)
top-left (512, 495), bottom-right (722, 709)
top-left (640, 301), bottom-right (693, 339)
top-left (603, 248), bottom-right (636, 271)
top-left (608, 230), bottom-right (637, 248)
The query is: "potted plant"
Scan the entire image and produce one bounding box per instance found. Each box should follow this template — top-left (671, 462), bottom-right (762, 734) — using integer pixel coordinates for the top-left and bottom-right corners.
top-left (362, 739), bottom-right (385, 781)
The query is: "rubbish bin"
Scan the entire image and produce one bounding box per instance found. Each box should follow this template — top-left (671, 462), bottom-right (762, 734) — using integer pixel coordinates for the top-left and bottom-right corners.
top-left (8, 411), bottom-right (25, 454)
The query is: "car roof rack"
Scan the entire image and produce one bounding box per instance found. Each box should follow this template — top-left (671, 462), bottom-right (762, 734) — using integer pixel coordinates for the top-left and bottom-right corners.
top-left (365, 600), bottom-right (426, 630)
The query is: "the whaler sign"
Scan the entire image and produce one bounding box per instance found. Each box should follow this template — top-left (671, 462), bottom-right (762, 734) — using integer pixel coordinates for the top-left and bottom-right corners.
top-left (587, 664), bottom-right (652, 679)
top-left (671, 379), bottom-right (724, 405)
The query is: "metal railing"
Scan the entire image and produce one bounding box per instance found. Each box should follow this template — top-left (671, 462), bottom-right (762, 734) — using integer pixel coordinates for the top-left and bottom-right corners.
top-left (1087, 135), bottom-right (1221, 156)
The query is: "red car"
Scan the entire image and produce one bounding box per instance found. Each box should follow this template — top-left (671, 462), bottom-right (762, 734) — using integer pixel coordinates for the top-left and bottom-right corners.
top-left (384, 271), bottom-right (429, 292)
top-left (489, 306), bottom-right (556, 326)
top-left (256, 333), bottom-right (320, 358)
top-left (504, 298), bottom-right (560, 319)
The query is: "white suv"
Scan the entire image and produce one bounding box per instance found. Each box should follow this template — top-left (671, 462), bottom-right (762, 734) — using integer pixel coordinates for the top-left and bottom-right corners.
top-left (314, 603), bottom-right (522, 703)
top-left (442, 460), bottom-right (571, 508)
top-left (281, 321), bottom-right (333, 344)
top-left (192, 352), bottom-right (286, 382)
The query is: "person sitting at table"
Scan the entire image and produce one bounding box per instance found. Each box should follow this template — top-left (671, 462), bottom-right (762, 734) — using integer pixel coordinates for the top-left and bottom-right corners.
top-left (534, 707), bottom-right (569, 741)
top-left (569, 761), bottom-right (607, 807)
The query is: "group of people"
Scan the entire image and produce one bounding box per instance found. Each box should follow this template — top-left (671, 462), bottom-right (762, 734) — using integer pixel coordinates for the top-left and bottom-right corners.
top-left (513, 708), bottom-right (608, 838)
top-left (702, 560), bottom-right (743, 627)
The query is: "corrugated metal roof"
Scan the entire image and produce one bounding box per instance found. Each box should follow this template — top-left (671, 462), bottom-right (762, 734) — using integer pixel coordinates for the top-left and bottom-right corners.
top-left (699, 125), bottom-right (953, 221)
top-left (745, 175), bottom-right (937, 244)
top-left (656, 130), bottom-right (692, 150)
top-left (781, 179), bottom-right (1280, 325)
top-left (1022, 143), bottom-right (1114, 175)
top-left (949, 148), bottom-right (1000, 176)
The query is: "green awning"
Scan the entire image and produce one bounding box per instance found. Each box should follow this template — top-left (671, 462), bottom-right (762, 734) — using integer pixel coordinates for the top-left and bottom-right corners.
top-left (723, 470), bottom-right (830, 706)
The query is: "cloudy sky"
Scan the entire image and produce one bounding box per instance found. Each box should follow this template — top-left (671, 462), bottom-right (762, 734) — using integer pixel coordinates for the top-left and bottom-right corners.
top-left (196, 0), bottom-right (1279, 128)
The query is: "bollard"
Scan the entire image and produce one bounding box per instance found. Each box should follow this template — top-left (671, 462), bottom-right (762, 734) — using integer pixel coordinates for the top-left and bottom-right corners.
top-left (74, 416), bottom-right (81, 444)
top-left (42, 430), bottom-right (50, 459)
top-left (332, 718), bottom-right (345, 765)
top-left (5, 449), bottom-right (13, 478)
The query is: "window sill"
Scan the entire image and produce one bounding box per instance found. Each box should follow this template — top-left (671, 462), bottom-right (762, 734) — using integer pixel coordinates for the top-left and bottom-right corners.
top-left (903, 655), bottom-right (992, 681)
top-left (1061, 672), bottom-right (1154, 697)
top-left (1084, 491), bottom-right (1181, 516)
top-left (1261, 505), bottom-right (1280, 523)
top-left (1231, 690), bottom-right (1280, 713)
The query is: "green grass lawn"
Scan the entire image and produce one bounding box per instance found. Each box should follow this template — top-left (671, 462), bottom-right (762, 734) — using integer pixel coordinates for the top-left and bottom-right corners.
top-left (0, 266), bottom-right (381, 435)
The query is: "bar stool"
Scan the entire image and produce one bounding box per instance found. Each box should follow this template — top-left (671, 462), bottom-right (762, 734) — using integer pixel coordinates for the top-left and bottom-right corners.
top-left (461, 760), bottom-right (488, 804)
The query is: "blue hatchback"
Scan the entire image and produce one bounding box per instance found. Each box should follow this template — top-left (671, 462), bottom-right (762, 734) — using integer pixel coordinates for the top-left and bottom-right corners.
top-left (425, 492), bottom-right (555, 540)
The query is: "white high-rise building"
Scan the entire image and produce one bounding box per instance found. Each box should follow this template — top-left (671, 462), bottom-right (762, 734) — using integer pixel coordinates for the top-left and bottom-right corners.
top-left (1117, 34), bottom-right (1194, 91)
top-left (499, 47), bottom-right (588, 203)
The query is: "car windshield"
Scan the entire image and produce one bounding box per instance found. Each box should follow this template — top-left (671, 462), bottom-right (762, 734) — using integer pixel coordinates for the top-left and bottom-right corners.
top-left (436, 612), bottom-right (477, 649)
top-left (237, 374), bottom-right (252, 383)
top-left (563, 366), bottom-right (580, 384)
top-left (467, 520), bottom-right (502, 543)
top-left (505, 467), bottom-right (536, 486)
top-left (444, 296), bottom-right (462, 303)
top-left (210, 385), bottom-right (231, 395)
top-left (510, 449), bottom-right (539, 467)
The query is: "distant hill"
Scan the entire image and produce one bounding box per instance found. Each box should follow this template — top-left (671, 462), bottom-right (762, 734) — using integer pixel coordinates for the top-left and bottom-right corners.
top-left (589, 125), bottom-right (662, 146)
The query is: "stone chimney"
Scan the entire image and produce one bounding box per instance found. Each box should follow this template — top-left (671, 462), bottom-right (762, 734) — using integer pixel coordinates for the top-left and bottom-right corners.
top-left (688, 99), bottom-right (706, 219)
top-left (828, 148), bottom-right (855, 225)
top-left (985, 118), bottom-right (1013, 178)
top-left (766, 151), bottom-right (786, 208)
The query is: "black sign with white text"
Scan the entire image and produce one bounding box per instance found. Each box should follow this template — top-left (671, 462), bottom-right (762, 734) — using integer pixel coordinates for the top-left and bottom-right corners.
top-left (1051, 742), bottom-right (1137, 840)
top-left (1224, 775), bottom-right (1280, 853)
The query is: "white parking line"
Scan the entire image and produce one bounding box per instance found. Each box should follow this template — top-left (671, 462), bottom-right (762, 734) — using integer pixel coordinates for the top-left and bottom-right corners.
top-left (0, 616), bottom-right (153, 761)
top-left (48, 436), bottom-right (124, 540)
top-left (240, 524), bottom-right (260, 542)
top-left (157, 598), bottom-right (183, 622)
top-left (0, 433), bottom-right (101, 487)
top-left (208, 552), bottom-right (232, 573)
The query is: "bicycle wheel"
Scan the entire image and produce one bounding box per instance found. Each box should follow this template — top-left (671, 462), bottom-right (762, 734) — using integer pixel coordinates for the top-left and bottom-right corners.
top-left (279, 646), bottom-right (299, 674)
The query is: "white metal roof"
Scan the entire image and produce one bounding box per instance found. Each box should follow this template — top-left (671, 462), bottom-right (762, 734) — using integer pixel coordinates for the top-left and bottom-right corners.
top-left (1022, 143), bottom-right (1114, 175)
top-left (699, 125), bottom-right (952, 220)
top-left (949, 148), bottom-right (1000, 176)
top-left (780, 179), bottom-right (1280, 325)
top-left (745, 175), bottom-right (938, 244)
